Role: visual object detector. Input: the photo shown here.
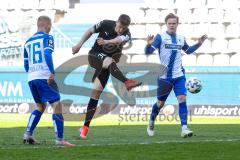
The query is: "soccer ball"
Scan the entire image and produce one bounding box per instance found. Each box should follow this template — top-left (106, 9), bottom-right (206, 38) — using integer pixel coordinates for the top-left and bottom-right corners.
top-left (185, 77), bottom-right (202, 94)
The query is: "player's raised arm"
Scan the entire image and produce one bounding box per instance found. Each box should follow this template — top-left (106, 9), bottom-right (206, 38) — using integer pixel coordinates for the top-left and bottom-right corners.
top-left (72, 27), bottom-right (95, 55)
top-left (23, 47), bottom-right (29, 72)
top-left (182, 34), bottom-right (208, 54)
top-left (198, 34), bottom-right (208, 45)
top-left (145, 34), bottom-right (161, 55)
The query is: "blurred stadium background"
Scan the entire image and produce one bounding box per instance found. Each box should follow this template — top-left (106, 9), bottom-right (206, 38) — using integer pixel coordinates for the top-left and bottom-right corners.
top-left (1, 0), bottom-right (240, 66)
top-left (0, 0), bottom-right (240, 159)
top-left (1, 0), bottom-right (240, 114)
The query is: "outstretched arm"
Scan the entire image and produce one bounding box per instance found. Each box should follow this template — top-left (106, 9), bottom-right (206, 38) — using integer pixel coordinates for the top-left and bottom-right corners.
top-left (183, 35), bottom-right (208, 54)
top-left (72, 27), bottom-right (95, 54)
top-left (145, 34), bottom-right (161, 55)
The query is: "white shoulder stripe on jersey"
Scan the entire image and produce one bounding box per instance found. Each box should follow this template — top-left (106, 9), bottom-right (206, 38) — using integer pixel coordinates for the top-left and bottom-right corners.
top-left (31, 34), bottom-right (44, 38)
top-left (151, 45), bottom-right (157, 50)
top-left (119, 35), bottom-right (130, 42)
top-left (44, 47), bottom-right (54, 51)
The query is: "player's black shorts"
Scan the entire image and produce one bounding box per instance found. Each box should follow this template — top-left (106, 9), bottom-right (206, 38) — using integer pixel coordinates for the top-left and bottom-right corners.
top-left (88, 50), bottom-right (110, 88)
top-left (88, 50), bottom-right (108, 70)
top-left (88, 50), bottom-right (123, 89)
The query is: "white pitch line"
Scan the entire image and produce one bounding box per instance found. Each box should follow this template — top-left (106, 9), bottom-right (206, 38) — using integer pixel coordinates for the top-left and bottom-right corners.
top-left (0, 138), bottom-right (240, 150)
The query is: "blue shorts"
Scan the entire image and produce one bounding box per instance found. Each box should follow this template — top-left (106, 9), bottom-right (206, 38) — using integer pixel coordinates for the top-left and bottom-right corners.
top-left (28, 79), bottom-right (60, 104)
top-left (157, 76), bottom-right (187, 101)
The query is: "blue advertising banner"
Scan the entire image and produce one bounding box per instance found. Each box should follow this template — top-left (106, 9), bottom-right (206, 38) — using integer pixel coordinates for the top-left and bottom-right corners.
top-left (0, 66), bottom-right (240, 106)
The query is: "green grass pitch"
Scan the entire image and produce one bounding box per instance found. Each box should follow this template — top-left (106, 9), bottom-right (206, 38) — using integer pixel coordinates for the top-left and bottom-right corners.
top-left (0, 114), bottom-right (240, 160)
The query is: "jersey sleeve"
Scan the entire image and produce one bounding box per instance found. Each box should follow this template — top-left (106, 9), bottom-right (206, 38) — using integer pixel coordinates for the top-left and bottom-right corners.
top-left (43, 35), bottom-right (55, 74)
top-left (182, 39), bottom-right (201, 54)
top-left (43, 35), bottom-right (54, 52)
top-left (23, 46), bottom-right (29, 72)
top-left (119, 30), bottom-right (131, 43)
top-left (93, 20), bottom-right (106, 33)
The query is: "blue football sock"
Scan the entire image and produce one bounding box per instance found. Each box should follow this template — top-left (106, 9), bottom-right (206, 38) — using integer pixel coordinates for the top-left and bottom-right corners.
top-left (52, 114), bottom-right (64, 141)
top-left (150, 103), bottom-right (160, 121)
top-left (26, 110), bottom-right (43, 136)
top-left (179, 101), bottom-right (188, 126)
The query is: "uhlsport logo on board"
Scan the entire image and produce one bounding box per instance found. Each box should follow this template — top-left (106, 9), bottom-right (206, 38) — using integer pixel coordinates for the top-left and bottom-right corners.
top-left (0, 103), bottom-right (29, 113)
top-left (18, 103), bottom-right (29, 114)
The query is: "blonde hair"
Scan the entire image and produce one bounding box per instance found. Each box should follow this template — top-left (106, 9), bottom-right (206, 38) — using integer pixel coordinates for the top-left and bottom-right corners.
top-left (37, 15), bottom-right (51, 27)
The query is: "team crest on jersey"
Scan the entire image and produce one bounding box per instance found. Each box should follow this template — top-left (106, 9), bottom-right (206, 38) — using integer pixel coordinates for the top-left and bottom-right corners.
top-left (48, 39), bottom-right (54, 47)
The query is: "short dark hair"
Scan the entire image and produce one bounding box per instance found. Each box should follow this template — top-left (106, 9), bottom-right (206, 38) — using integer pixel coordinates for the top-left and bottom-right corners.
top-left (118, 14), bottom-right (131, 26)
top-left (165, 13), bottom-right (179, 23)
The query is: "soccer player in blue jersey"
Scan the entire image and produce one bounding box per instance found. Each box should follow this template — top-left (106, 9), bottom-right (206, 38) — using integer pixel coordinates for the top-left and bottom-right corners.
top-left (23, 16), bottom-right (75, 147)
top-left (145, 13), bottom-right (207, 137)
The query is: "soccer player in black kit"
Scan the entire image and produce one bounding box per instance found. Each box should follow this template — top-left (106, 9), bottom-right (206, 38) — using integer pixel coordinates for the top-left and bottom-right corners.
top-left (72, 14), bottom-right (142, 138)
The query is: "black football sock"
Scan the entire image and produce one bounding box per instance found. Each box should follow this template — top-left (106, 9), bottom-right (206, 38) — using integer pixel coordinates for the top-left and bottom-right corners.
top-left (84, 98), bottom-right (99, 127)
top-left (108, 62), bottom-right (128, 83)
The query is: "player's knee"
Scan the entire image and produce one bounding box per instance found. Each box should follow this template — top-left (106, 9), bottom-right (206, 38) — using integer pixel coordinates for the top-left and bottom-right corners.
top-left (37, 107), bottom-right (45, 113)
top-left (36, 103), bottom-right (46, 113)
top-left (51, 101), bottom-right (62, 114)
top-left (93, 78), bottom-right (104, 92)
top-left (102, 57), bottom-right (115, 69)
top-left (91, 89), bottom-right (102, 100)
top-left (157, 100), bottom-right (165, 108)
top-left (177, 95), bottom-right (186, 103)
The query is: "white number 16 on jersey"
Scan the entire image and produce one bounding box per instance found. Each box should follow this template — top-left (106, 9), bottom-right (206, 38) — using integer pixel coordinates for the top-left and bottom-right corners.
top-left (26, 41), bottom-right (43, 64)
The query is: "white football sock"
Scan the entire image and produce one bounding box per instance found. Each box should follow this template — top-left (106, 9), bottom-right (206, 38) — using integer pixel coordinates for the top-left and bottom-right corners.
top-left (182, 125), bottom-right (188, 130)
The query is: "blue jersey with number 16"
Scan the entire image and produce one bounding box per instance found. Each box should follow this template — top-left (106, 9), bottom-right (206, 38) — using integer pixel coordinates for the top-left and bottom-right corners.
top-left (24, 32), bottom-right (54, 82)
